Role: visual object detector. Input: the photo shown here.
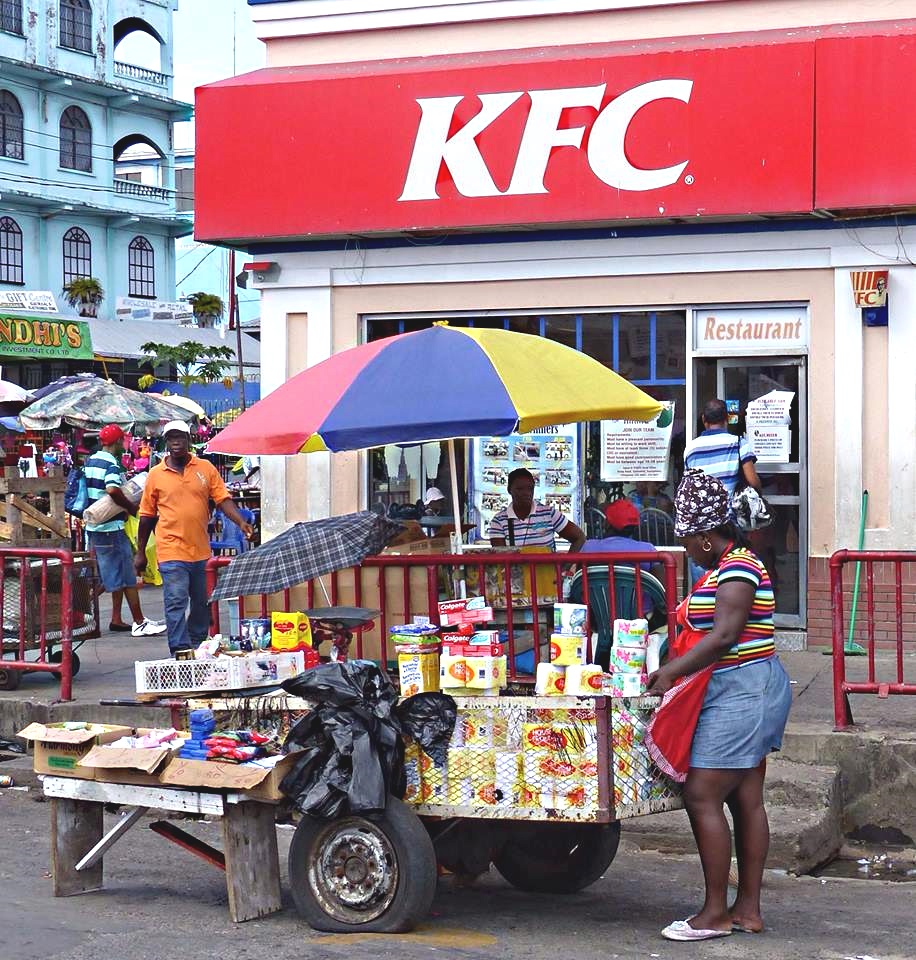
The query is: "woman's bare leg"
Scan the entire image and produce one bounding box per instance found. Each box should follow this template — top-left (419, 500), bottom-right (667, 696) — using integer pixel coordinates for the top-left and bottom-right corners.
top-left (683, 767), bottom-right (745, 931)
top-left (726, 758), bottom-right (768, 931)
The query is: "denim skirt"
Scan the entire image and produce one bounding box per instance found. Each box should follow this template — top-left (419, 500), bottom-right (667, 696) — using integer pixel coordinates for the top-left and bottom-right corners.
top-left (690, 657), bottom-right (792, 769)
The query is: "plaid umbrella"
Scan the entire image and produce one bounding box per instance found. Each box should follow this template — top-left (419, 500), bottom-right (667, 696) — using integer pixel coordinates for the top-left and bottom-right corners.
top-left (208, 511), bottom-right (404, 602)
top-left (20, 379), bottom-right (195, 432)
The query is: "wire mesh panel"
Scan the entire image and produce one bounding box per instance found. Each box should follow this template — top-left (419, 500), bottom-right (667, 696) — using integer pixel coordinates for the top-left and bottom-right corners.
top-left (135, 652), bottom-right (305, 696)
top-left (408, 695), bottom-right (681, 822)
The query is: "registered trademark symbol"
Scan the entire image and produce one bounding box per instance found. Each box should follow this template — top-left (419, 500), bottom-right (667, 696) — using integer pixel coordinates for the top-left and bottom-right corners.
top-left (684, 174), bottom-right (695, 185)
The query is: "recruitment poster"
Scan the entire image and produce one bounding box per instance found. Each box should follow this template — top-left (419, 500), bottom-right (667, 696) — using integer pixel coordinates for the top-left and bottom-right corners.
top-left (600, 402), bottom-right (675, 482)
top-left (745, 389), bottom-right (794, 463)
top-left (471, 424), bottom-right (580, 540)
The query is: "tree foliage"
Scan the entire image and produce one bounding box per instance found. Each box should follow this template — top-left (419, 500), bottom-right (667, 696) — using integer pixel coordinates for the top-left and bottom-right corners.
top-left (62, 277), bottom-right (104, 317)
top-left (186, 291), bottom-right (224, 329)
top-left (140, 340), bottom-right (235, 394)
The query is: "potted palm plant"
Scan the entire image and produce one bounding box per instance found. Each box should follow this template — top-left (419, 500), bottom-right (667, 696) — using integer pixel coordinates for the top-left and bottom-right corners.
top-left (186, 291), bottom-right (224, 329)
top-left (62, 277), bottom-right (104, 318)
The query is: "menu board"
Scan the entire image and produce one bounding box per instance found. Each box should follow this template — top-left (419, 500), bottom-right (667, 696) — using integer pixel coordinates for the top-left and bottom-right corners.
top-left (600, 402), bottom-right (675, 482)
top-left (471, 424), bottom-right (580, 540)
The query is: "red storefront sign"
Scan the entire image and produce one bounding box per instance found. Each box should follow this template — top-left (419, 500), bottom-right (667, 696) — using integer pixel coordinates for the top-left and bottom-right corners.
top-left (196, 39), bottom-right (815, 241)
top-left (195, 26), bottom-right (916, 243)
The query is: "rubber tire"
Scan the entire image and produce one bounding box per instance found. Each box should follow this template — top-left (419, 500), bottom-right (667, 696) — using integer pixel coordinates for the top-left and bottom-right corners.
top-left (0, 666), bottom-right (22, 691)
top-left (49, 650), bottom-right (81, 677)
top-left (493, 821), bottom-right (621, 894)
top-left (288, 797), bottom-right (438, 933)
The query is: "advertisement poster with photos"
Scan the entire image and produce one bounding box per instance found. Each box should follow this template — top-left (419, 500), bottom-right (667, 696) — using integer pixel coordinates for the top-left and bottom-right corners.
top-left (471, 425), bottom-right (580, 540)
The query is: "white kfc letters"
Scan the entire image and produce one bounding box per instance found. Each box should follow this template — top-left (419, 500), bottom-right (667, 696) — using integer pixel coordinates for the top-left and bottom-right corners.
top-left (398, 78), bottom-right (694, 202)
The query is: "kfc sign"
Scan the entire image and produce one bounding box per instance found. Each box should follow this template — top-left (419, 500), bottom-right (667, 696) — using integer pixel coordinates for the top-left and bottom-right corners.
top-left (850, 270), bottom-right (888, 308)
top-left (195, 38), bottom-right (819, 242)
top-left (399, 79), bottom-right (692, 201)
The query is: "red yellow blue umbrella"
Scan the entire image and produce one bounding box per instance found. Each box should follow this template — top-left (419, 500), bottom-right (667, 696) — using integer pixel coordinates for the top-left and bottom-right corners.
top-left (209, 324), bottom-right (661, 455)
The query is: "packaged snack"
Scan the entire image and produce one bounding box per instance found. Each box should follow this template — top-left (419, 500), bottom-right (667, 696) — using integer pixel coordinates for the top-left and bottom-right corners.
top-left (609, 645), bottom-right (647, 673)
top-left (522, 722), bottom-right (572, 752)
top-left (534, 662), bottom-right (566, 696)
top-left (607, 672), bottom-right (647, 697)
top-left (270, 612), bottom-right (311, 651)
top-left (554, 603), bottom-right (588, 636)
top-left (397, 648), bottom-right (440, 696)
top-left (465, 655), bottom-right (507, 690)
top-left (612, 618), bottom-right (649, 647)
top-left (440, 654), bottom-right (472, 689)
top-left (549, 633), bottom-right (587, 666)
top-left (565, 664), bottom-right (604, 696)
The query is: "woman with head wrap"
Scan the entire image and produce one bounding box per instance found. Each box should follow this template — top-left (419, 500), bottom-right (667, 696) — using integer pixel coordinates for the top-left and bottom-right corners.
top-left (648, 469), bottom-right (792, 942)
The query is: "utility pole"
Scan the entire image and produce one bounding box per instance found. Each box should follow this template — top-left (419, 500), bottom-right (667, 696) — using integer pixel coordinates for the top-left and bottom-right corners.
top-left (228, 248), bottom-right (247, 411)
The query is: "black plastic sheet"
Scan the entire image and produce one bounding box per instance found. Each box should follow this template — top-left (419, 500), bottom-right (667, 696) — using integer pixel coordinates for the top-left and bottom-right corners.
top-left (280, 662), bottom-right (456, 818)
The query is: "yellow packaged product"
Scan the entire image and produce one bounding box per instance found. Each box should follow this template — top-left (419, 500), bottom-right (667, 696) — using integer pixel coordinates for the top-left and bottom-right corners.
top-left (522, 722), bottom-right (574, 753)
top-left (490, 713), bottom-right (508, 748)
top-left (565, 664), bottom-right (604, 696)
top-left (447, 776), bottom-right (474, 805)
top-left (398, 649), bottom-right (440, 696)
top-left (464, 655), bottom-right (507, 690)
top-left (446, 747), bottom-right (473, 779)
top-left (463, 711), bottom-right (494, 747)
top-left (271, 611), bottom-right (311, 650)
top-left (440, 654), bottom-right (471, 689)
top-left (549, 633), bottom-right (587, 666)
top-left (534, 662), bottom-right (566, 696)
top-left (420, 765), bottom-right (445, 803)
top-left (474, 782), bottom-right (500, 805)
top-left (466, 747), bottom-right (496, 784)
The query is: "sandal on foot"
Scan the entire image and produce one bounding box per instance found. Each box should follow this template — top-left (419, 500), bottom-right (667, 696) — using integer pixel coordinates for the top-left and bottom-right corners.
top-left (732, 920), bottom-right (763, 934)
top-left (662, 920), bottom-right (732, 942)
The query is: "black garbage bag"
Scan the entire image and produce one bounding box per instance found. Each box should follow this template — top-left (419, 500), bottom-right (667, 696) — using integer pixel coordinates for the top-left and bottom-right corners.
top-left (396, 693), bottom-right (457, 767)
top-left (280, 661), bottom-right (405, 818)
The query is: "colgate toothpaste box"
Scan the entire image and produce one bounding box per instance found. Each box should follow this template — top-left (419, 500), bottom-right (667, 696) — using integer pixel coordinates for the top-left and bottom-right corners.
top-left (437, 596), bottom-right (493, 627)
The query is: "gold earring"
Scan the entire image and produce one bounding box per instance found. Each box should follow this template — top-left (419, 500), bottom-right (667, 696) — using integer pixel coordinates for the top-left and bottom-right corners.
top-left (702, 539), bottom-right (712, 552)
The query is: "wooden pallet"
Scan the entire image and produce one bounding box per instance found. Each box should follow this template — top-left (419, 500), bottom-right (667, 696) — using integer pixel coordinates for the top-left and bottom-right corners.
top-left (0, 474), bottom-right (69, 548)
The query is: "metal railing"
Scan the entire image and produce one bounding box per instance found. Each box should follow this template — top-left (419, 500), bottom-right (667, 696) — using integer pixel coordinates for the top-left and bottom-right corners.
top-left (207, 550), bottom-right (679, 679)
top-left (114, 178), bottom-right (173, 202)
top-left (831, 549), bottom-right (916, 729)
top-left (114, 61), bottom-right (169, 87)
top-left (0, 547), bottom-right (88, 701)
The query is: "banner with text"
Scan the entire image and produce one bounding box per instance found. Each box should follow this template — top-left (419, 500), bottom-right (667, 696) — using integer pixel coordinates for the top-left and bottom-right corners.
top-left (600, 402), bottom-right (675, 482)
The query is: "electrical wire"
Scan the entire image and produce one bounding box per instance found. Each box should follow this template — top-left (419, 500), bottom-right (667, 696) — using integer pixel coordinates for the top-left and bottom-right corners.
top-left (175, 246), bottom-right (216, 287)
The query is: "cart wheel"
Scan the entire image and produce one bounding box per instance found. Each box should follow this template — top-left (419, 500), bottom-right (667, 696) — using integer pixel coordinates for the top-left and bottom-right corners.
top-left (288, 796), bottom-right (437, 933)
top-left (0, 665), bottom-right (22, 691)
top-left (493, 821), bottom-right (621, 894)
top-left (49, 650), bottom-right (81, 677)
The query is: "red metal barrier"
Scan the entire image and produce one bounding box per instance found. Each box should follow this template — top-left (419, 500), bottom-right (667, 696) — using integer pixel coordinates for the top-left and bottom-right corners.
top-left (207, 550), bottom-right (679, 679)
top-left (831, 549), bottom-right (916, 730)
top-left (0, 546), bottom-right (77, 701)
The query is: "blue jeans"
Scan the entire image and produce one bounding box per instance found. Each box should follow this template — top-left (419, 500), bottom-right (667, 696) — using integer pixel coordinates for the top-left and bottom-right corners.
top-left (159, 560), bottom-right (209, 654)
top-left (88, 530), bottom-right (135, 592)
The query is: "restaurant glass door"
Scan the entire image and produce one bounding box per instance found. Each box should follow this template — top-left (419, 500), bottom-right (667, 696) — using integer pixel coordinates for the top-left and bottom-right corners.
top-left (716, 358), bottom-right (806, 627)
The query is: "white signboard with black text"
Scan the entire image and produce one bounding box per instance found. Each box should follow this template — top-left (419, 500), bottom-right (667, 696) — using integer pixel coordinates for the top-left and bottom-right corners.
top-left (745, 390), bottom-right (794, 463)
top-left (600, 402), bottom-right (675, 482)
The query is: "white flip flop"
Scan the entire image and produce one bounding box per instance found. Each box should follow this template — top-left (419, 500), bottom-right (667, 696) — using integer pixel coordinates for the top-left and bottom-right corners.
top-left (662, 919), bottom-right (733, 942)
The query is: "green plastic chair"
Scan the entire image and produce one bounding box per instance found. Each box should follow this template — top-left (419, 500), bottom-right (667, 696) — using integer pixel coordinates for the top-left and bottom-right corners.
top-left (567, 564), bottom-right (668, 669)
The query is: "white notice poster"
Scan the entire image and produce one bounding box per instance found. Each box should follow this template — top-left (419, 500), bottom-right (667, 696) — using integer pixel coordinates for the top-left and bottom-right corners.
top-left (600, 402), bottom-right (675, 482)
top-left (746, 390), bottom-right (794, 464)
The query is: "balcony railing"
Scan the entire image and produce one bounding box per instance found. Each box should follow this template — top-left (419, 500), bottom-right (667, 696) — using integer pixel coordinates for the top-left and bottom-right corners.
top-left (114, 178), bottom-right (173, 202)
top-left (114, 61), bottom-right (169, 87)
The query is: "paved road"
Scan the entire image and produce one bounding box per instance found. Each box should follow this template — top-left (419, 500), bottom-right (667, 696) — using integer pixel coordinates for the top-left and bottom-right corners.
top-left (1, 789), bottom-right (911, 960)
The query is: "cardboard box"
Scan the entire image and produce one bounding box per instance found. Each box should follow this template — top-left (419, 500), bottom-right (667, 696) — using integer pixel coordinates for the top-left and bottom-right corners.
top-left (437, 596), bottom-right (493, 627)
top-left (158, 752), bottom-right (301, 802)
top-left (19, 723), bottom-right (132, 778)
top-left (77, 742), bottom-right (175, 786)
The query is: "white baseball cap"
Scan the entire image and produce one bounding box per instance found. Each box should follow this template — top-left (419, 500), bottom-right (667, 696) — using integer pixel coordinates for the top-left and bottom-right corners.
top-left (162, 419), bottom-right (191, 436)
top-left (423, 486), bottom-right (446, 505)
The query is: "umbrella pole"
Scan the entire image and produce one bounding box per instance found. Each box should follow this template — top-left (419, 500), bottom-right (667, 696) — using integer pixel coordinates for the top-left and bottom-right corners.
top-left (447, 438), bottom-right (467, 599)
top-left (316, 576), bottom-right (332, 607)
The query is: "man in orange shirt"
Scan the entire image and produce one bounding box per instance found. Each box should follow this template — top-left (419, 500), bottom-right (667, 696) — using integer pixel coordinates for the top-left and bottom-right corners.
top-left (135, 421), bottom-right (253, 656)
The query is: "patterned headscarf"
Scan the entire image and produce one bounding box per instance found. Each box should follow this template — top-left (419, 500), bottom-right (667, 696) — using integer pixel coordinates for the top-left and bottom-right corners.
top-left (674, 468), bottom-right (731, 536)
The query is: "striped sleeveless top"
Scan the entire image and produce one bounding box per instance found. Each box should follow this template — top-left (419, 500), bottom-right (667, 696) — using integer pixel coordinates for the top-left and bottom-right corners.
top-left (685, 546), bottom-right (775, 671)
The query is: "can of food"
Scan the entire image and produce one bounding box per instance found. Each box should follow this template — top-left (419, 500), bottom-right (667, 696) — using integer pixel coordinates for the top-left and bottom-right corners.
top-left (0, 775), bottom-right (14, 788)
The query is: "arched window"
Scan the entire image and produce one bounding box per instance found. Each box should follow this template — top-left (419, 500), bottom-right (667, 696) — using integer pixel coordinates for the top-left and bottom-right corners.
top-left (0, 90), bottom-right (23, 160)
top-left (60, 0), bottom-right (91, 53)
top-left (0, 217), bottom-right (23, 284)
top-left (0, 2), bottom-right (24, 36)
top-left (62, 226), bottom-right (91, 286)
top-left (128, 235), bottom-right (155, 297)
top-left (60, 105), bottom-right (91, 171)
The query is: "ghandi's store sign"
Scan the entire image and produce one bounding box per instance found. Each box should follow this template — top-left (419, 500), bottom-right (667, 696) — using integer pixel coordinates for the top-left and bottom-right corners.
top-left (195, 38), bottom-right (817, 241)
top-left (0, 315), bottom-right (93, 360)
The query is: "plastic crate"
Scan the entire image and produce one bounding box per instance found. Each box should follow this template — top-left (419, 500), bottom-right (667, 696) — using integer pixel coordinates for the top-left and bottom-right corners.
top-left (135, 651), bottom-right (306, 696)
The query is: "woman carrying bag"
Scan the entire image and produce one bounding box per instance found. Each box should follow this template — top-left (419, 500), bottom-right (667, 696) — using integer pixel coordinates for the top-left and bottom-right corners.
top-left (646, 469), bottom-right (792, 942)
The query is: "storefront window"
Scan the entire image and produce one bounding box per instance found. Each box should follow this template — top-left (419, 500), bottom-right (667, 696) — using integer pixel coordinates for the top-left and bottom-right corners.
top-left (362, 309), bottom-right (688, 529)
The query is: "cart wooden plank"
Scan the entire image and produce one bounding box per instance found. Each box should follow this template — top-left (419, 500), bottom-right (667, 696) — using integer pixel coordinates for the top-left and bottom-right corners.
top-left (50, 797), bottom-right (104, 896)
top-left (222, 801), bottom-right (282, 922)
top-left (42, 775), bottom-right (227, 816)
top-left (7, 495), bottom-right (70, 538)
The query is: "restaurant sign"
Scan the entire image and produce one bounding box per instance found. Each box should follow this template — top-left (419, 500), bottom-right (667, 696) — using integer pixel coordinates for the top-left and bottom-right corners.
top-left (692, 307), bottom-right (808, 354)
top-left (0, 314), bottom-right (93, 360)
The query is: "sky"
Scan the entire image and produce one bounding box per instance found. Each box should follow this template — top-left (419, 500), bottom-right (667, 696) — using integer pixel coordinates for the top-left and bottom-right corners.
top-left (116, 0), bottom-right (266, 151)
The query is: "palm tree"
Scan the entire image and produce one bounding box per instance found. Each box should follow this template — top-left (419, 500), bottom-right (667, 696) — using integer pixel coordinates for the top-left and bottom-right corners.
top-left (139, 340), bottom-right (235, 395)
top-left (62, 277), bottom-right (104, 318)
top-left (186, 292), bottom-right (224, 329)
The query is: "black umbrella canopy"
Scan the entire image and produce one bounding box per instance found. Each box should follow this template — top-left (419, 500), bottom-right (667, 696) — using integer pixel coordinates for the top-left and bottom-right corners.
top-left (31, 373), bottom-right (98, 401)
top-left (208, 511), bottom-right (404, 602)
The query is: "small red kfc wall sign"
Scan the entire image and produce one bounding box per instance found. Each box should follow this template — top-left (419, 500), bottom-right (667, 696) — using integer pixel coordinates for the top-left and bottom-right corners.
top-left (850, 270), bottom-right (888, 308)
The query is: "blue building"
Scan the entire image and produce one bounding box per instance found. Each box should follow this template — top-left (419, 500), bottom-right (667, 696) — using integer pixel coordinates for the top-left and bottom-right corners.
top-left (0, 0), bottom-right (192, 313)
